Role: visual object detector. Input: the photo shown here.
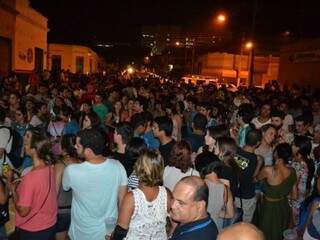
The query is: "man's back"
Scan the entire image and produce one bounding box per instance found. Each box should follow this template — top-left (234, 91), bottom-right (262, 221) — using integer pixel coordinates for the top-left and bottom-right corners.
top-left (236, 148), bottom-right (258, 199)
top-left (63, 158), bottom-right (127, 240)
top-left (170, 215), bottom-right (218, 240)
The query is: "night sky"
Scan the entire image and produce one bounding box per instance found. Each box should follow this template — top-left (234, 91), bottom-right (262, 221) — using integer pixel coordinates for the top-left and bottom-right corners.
top-left (30, 0), bottom-right (320, 44)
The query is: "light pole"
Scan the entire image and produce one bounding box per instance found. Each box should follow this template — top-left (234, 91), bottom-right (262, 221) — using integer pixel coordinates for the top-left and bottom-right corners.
top-left (237, 40), bottom-right (253, 87)
top-left (246, 41), bottom-right (254, 87)
top-left (249, 0), bottom-right (258, 87)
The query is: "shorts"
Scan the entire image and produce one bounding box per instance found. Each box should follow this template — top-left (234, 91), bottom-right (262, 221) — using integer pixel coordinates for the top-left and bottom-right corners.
top-left (55, 213), bottom-right (71, 233)
top-left (14, 224), bottom-right (56, 240)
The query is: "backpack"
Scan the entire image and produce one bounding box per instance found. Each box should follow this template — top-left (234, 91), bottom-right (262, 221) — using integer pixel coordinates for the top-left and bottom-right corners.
top-left (0, 126), bottom-right (24, 169)
top-left (0, 179), bottom-right (9, 226)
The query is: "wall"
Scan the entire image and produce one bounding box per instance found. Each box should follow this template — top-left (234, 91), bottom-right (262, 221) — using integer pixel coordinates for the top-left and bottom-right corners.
top-left (0, 3), bottom-right (15, 77)
top-left (0, 0), bottom-right (48, 73)
top-left (13, 0), bottom-right (48, 72)
top-left (48, 44), bottom-right (101, 74)
top-left (198, 52), bottom-right (279, 86)
top-left (0, 6), bottom-right (15, 39)
top-left (279, 39), bottom-right (320, 88)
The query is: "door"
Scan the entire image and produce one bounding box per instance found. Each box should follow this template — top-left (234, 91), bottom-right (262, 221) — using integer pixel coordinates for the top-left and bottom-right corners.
top-left (51, 55), bottom-right (61, 72)
top-left (76, 56), bottom-right (84, 73)
top-left (35, 47), bottom-right (44, 72)
top-left (89, 58), bottom-right (93, 73)
top-left (0, 37), bottom-right (12, 77)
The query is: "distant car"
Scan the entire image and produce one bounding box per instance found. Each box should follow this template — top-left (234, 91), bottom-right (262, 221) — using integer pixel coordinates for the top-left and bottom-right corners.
top-left (181, 75), bottom-right (219, 85)
top-left (219, 83), bottom-right (238, 92)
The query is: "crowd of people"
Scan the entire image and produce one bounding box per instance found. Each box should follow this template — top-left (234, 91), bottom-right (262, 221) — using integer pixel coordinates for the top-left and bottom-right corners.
top-left (0, 71), bottom-right (319, 240)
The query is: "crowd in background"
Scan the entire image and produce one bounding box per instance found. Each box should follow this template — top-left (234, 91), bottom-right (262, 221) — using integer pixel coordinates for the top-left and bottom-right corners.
top-left (0, 70), bottom-right (319, 240)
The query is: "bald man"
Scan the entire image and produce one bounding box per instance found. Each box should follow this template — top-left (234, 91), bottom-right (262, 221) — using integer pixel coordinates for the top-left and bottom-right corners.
top-left (169, 176), bottom-right (218, 240)
top-left (218, 222), bottom-right (264, 240)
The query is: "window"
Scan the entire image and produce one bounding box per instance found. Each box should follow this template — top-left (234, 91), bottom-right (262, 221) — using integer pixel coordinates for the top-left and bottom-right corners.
top-left (76, 56), bottom-right (84, 73)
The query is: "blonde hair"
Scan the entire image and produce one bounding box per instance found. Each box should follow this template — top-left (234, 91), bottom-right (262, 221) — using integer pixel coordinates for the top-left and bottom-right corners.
top-left (134, 150), bottom-right (164, 187)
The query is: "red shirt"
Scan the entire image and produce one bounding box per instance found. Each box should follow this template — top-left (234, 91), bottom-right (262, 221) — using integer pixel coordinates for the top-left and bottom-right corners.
top-left (16, 166), bottom-right (57, 231)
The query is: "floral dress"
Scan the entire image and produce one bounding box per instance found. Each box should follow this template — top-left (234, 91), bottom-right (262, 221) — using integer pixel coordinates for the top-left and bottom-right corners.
top-left (290, 160), bottom-right (308, 225)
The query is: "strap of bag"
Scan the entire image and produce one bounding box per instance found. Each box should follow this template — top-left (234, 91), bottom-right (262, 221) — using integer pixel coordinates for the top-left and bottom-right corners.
top-left (16, 166), bottom-right (52, 227)
top-left (223, 184), bottom-right (228, 219)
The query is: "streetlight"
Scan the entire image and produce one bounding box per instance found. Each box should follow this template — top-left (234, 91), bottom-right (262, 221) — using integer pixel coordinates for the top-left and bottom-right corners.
top-left (127, 67), bottom-right (134, 74)
top-left (216, 14), bottom-right (226, 24)
top-left (175, 41), bottom-right (180, 46)
top-left (242, 41), bottom-right (255, 87)
top-left (245, 41), bottom-right (253, 49)
top-left (236, 40), bottom-right (254, 87)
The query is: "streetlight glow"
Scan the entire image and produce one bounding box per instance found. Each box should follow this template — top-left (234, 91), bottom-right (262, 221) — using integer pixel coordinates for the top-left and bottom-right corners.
top-left (217, 14), bottom-right (226, 23)
top-left (175, 41), bottom-right (180, 46)
top-left (245, 41), bottom-right (253, 49)
top-left (127, 67), bottom-right (134, 74)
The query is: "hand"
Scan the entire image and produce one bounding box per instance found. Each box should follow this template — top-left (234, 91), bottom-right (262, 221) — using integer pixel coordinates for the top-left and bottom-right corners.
top-left (229, 127), bottom-right (239, 140)
top-left (191, 152), bottom-right (197, 164)
top-left (3, 169), bottom-right (14, 182)
top-left (105, 235), bottom-right (111, 240)
top-left (220, 178), bottom-right (230, 187)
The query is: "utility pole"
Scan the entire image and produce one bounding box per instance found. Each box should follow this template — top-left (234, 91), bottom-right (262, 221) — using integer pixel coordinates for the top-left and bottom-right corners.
top-left (237, 35), bottom-right (245, 87)
top-left (249, 0), bottom-right (258, 87)
top-left (191, 38), bottom-right (196, 74)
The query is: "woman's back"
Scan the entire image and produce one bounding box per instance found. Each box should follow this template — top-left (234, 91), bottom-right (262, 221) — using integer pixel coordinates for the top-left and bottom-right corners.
top-left (206, 181), bottom-right (225, 224)
top-left (125, 186), bottom-right (167, 240)
top-left (262, 167), bottom-right (296, 199)
top-left (16, 166), bottom-right (57, 231)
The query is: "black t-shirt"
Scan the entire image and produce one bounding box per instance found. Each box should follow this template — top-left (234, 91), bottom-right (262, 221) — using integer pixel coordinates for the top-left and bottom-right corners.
top-left (219, 165), bottom-right (238, 198)
top-left (159, 139), bottom-right (176, 166)
top-left (235, 148), bottom-right (258, 199)
top-left (170, 215), bottom-right (218, 240)
top-left (111, 152), bottom-right (134, 177)
top-left (184, 133), bottom-right (205, 153)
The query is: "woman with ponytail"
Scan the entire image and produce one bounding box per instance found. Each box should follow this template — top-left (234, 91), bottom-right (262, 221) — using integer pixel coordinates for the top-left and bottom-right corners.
top-left (255, 143), bottom-right (297, 240)
top-left (290, 135), bottom-right (314, 225)
top-left (5, 128), bottom-right (57, 240)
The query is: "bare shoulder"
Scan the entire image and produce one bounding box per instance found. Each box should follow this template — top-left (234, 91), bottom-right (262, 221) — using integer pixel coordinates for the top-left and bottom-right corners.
top-left (123, 191), bottom-right (134, 204)
top-left (54, 163), bottom-right (65, 173)
top-left (259, 166), bottom-right (273, 179)
top-left (262, 166), bottom-right (273, 174)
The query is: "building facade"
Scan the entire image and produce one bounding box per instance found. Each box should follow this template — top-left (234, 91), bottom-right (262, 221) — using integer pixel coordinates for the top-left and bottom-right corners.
top-left (279, 38), bottom-right (320, 88)
top-left (197, 52), bottom-right (279, 87)
top-left (48, 44), bottom-right (103, 74)
top-left (0, 0), bottom-right (48, 77)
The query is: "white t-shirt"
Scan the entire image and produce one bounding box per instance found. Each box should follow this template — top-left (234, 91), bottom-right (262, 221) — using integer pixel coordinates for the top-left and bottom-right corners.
top-left (47, 121), bottom-right (65, 138)
top-left (163, 166), bottom-right (200, 192)
top-left (251, 117), bottom-right (271, 129)
top-left (29, 115), bottom-right (43, 127)
top-left (0, 125), bottom-right (13, 172)
top-left (63, 158), bottom-right (128, 240)
top-left (283, 114), bottom-right (294, 132)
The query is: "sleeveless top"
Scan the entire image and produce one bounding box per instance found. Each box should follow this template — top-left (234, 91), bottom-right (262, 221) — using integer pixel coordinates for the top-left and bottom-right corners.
top-left (58, 161), bottom-right (72, 214)
top-left (125, 186), bottom-right (167, 240)
top-left (206, 181), bottom-right (225, 223)
top-left (58, 183), bottom-right (72, 214)
top-left (262, 169), bottom-right (297, 199)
